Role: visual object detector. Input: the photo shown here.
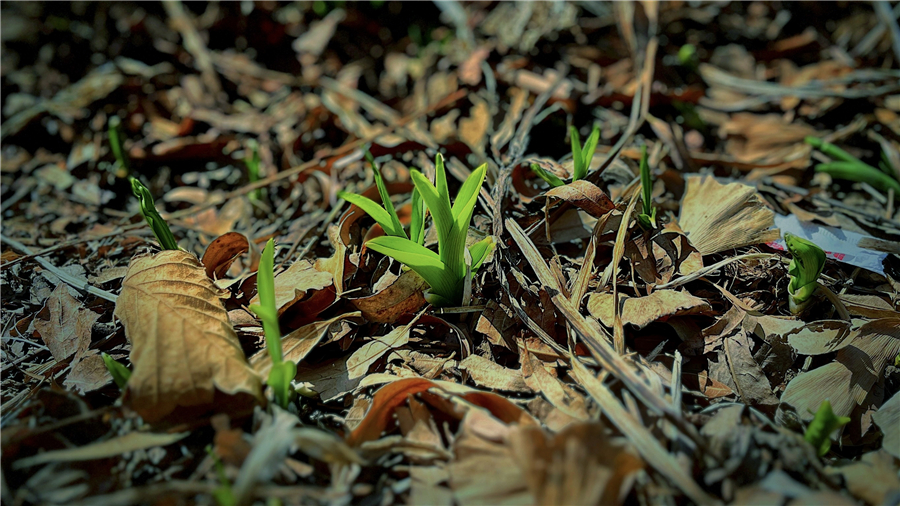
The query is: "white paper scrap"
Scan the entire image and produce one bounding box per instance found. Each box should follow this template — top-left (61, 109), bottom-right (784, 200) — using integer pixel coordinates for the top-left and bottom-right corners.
top-left (769, 214), bottom-right (895, 276)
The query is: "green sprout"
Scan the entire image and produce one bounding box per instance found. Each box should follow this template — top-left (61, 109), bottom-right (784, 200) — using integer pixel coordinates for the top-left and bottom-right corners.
top-left (357, 154), bottom-right (493, 306)
top-left (678, 43), bottom-right (698, 69)
top-left (570, 125), bottom-right (601, 182)
top-left (804, 400), bottom-right (850, 457)
top-left (108, 116), bottom-right (130, 178)
top-left (205, 445), bottom-right (237, 506)
top-left (528, 125), bottom-right (600, 187)
top-left (637, 145), bottom-right (657, 229)
top-left (338, 150), bottom-right (421, 243)
top-left (130, 178), bottom-right (179, 251)
top-left (245, 139), bottom-right (263, 202)
top-left (784, 233), bottom-right (826, 315)
top-left (101, 352), bottom-right (131, 390)
top-left (249, 239), bottom-right (296, 409)
top-left (805, 136), bottom-right (900, 195)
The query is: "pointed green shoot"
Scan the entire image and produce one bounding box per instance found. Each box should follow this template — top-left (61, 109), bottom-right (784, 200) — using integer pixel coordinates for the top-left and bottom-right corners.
top-left (804, 400), bottom-right (850, 457)
top-left (529, 163), bottom-right (565, 188)
top-left (468, 236), bottom-right (495, 272)
top-left (205, 445), bottom-right (237, 506)
top-left (570, 125), bottom-right (601, 181)
top-left (108, 116), bottom-right (130, 178)
top-left (785, 233), bottom-right (826, 315)
top-left (101, 352), bottom-right (131, 390)
top-left (130, 178), bottom-right (179, 251)
top-left (637, 145), bottom-right (657, 229)
top-left (249, 239), bottom-right (295, 409)
top-left (815, 162), bottom-right (900, 195)
top-left (246, 139), bottom-right (262, 202)
top-left (366, 150), bottom-right (406, 237)
top-left (410, 187), bottom-right (426, 246)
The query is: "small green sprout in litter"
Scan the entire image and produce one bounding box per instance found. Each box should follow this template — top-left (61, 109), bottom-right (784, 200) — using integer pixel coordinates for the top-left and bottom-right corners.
top-left (249, 239), bottom-right (296, 409)
top-left (130, 178), bottom-right (179, 251)
top-left (570, 124), bottom-right (601, 182)
top-left (784, 232), bottom-right (826, 315)
top-left (637, 145), bottom-right (657, 230)
top-left (245, 139), bottom-right (263, 202)
top-left (338, 150), bottom-right (420, 243)
top-left (205, 445), bottom-right (237, 506)
top-left (805, 136), bottom-right (900, 195)
top-left (529, 163), bottom-right (565, 188)
top-left (101, 352), bottom-right (131, 390)
top-left (678, 43), bottom-right (698, 69)
top-left (365, 154), bottom-right (494, 306)
top-left (107, 116), bottom-right (130, 178)
top-left (804, 400), bottom-right (850, 457)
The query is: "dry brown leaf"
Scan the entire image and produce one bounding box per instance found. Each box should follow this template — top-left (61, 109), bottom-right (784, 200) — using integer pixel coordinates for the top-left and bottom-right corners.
top-left (34, 284), bottom-right (99, 363)
top-left (459, 355), bottom-right (531, 393)
top-left (315, 224), bottom-right (349, 295)
top-left (201, 232), bottom-right (260, 280)
top-left (459, 99), bottom-right (490, 155)
top-left (115, 251), bottom-right (264, 422)
top-left (252, 312), bottom-right (362, 377)
top-left (587, 289), bottom-right (712, 329)
top-left (249, 258), bottom-right (333, 316)
top-left (349, 269), bottom-right (427, 324)
top-left (828, 450), bottom-right (900, 506)
top-left (346, 324), bottom-right (410, 380)
top-left (545, 180), bottom-right (616, 218)
top-left (785, 320), bottom-right (855, 355)
top-left (679, 175), bottom-right (780, 255)
top-left (779, 318), bottom-right (900, 422)
top-left (520, 347), bottom-right (589, 420)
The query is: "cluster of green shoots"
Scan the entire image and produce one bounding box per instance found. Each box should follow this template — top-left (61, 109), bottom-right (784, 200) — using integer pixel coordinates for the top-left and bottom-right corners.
top-left (784, 232), bottom-right (826, 315)
top-left (530, 125), bottom-right (600, 187)
top-left (805, 136), bottom-right (900, 195)
top-left (249, 239), bottom-right (295, 409)
top-left (339, 151), bottom-right (493, 306)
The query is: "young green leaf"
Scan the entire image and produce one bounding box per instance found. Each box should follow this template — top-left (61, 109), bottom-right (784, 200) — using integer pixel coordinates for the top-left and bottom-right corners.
top-left (101, 352), bottom-right (131, 390)
top-left (785, 233), bottom-right (826, 315)
top-left (246, 139), bottom-right (262, 202)
top-left (366, 235), bottom-right (458, 301)
top-left (205, 445), bottom-right (237, 506)
top-left (411, 166), bottom-right (459, 278)
top-left (410, 187), bottom-right (425, 246)
top-left (130, 178), bottom-right (179, 251)
top-left (529, 163), bottom-right (565, 188)
top-left (366, 150), bottom-right (406, 238)
top-left (570, 126), bottom-right (585, 181)
top-left (581, 125), bottom-right (600, 175)
top-left (815, 162), bottom-right (900, 195)
top-left (108, 116), bottom-right (130, 178)
top-left (804, 400), bottom-right (850, 457)
top-left (337, 191), bottom-right (406, 238)
top-left (249, 239), bottom-right (296, 409)
top-left (637, 145), bottom-right (657, 229)
top-left (468, 236), bottom-right (495, 271)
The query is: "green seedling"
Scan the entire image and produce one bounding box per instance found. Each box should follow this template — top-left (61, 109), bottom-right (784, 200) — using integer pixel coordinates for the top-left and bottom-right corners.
top-left (804, 400), bottom-right (850, 457)
top-left (678, 43), bottom-right (698, 69)
top-left (637, 145), bottom-right (657, 229)
top-left (130, 178), bottom-right (179, 251)
top-left (101, 352), bottom-right (131, 389)
top-left (784, 233), bottom-right (826, 315)
top-left (570, 124), bottom-right (601, 181)
top-left (205, 445), bottom-right (237, 506)
top-left (805, 136), bottom-right (900, 195)
top-left (529, 163), bottom-right (565, 188)
top-left (249, 239), bottom-right (296, 409)
top-left (365, 154), bottom-right (494, 306)
top-left (338, 150), bottom-right (420, 242)
top-left (245, 139), bottom-right (263, 202)
top-left (108, 116), bottom-right (130, 178)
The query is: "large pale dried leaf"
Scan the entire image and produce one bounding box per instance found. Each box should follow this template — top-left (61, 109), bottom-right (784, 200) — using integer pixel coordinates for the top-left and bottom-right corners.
top-left (873, 393), bottom-right (900, 459)
top-left (459, 99), bottom-right (490, 155)
top-left (679, 176), bottom-right (780, 255)
top-left (587, 290), bottom-right (712, 329)
top-left (115, 251), bottom-right (264, 422)
top-left (785, 320), bottom-right (855, 355)
top-left (34, 284), bottom-right (99, 362)
top-left (709, 329), bottom-right (779, 407)
top-left (828, 450), bottom-right (900, 505)
top-left (64, 353), bottom-right (112, 394)
top-left (315, 224), bottom-right (348, 295)
top-left (459, 355), bottom-right (531, 393)
top-left (779, 318), bottom-right (900, 422)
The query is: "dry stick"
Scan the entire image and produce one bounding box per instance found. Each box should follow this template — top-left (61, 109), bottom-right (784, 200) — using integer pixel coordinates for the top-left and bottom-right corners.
top-left (0, 89), bottom-right (467, 270)
top-left (654, 253), bottom-right (777, 290)
top-left (1, 235), bottom-right (118, 303)
top-left (506, 219), bottom-right (717, 459)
